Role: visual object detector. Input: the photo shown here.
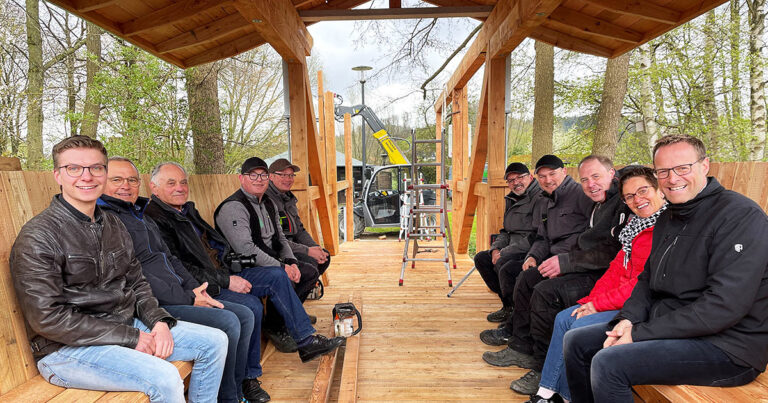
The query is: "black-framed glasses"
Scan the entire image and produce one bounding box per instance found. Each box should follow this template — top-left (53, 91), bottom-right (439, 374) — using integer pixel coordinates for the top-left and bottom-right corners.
top-left (506, 173), bottom-right (529, 183)
top-left (272, 172), bottom-right (297, 179)
top-left (623, 186), bottom-right (652, 204)
top-left (108, 176), bottom-right (140, 188)
top-left (653, 157), bottom-right (704, 179)
top-left (246, 172), bottom-right (269, 181)
top-left (58, 164), bottom-right (107, 178)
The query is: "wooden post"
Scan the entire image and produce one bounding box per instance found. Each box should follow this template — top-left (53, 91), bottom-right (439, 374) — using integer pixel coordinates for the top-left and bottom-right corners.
top-left (323, 91), bottom-right (339, 256)
top-left (287, 61), bottom-right (312, 242)
top-left (344, 113), bottom-right (354, 241)
top-left (485, 55), bottom-right (508, 246)
top-left (451, 87), bottom-right (468, 239)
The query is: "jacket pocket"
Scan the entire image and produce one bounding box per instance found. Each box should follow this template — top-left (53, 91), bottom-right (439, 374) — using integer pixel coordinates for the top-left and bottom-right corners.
top-left (107, 248), bottom-right (129, 278)
top-left (63, 255), bottom-right (97, 286)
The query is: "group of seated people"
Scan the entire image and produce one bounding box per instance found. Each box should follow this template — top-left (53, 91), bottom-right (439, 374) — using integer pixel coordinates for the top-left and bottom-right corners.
top-left (10, 135), bottom-right (339, 403)
top-left (474, 134), bottom-right (768, 403)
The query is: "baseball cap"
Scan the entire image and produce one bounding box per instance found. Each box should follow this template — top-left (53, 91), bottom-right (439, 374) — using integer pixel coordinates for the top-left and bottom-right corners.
top-left (268, 158), bottom-right (301, 173)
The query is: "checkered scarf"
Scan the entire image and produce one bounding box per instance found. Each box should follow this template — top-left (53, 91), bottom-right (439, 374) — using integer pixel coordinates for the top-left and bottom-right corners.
top-left (618, 202), bottom-right (667, 267)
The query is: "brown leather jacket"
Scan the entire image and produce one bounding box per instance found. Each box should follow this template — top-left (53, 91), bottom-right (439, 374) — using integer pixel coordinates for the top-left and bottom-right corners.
top-left (10, 196), bottom-right (173, 357)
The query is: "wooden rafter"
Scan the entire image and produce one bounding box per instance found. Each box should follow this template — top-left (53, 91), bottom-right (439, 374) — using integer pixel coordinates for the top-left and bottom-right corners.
top-left (121, 0), bottom-right (230, 37)
top-left (72, 0), bottom-right (118, 13)
top-left (530, 25), bottom-right (614, 58)
top-left (547, 7), bottom-right (643, 44)
top-left (234, 0), bottom-right (313, 63)
top-left (581, 0), bottom-right (681, 25)
top-left (488, 0), bottom-right (563, 58)
top-left (299, 6), bottom-right (493, 21)
top-left (157, 13), bottom-right (250, 53)
top-left (182, 31), bottom-right (265, 67)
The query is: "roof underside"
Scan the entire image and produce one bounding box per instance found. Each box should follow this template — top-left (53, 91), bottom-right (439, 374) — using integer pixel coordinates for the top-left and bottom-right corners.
top-left (46, 0), bottom-right (727, 69)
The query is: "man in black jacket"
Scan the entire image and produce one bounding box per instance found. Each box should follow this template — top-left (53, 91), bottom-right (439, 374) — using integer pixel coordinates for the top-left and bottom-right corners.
top-left (564, 134), bottom-right (768, 403)
top-left (99, 157), bottom-right (269, 403)
top-left (145, 162), bottom-right (344, 364)
top-left (474, 162), bottom-right (542, 323)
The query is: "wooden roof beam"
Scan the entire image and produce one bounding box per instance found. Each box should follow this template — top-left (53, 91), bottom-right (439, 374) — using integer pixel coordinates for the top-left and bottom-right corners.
top-left (489, 0), bottom-right (564, 58)
top-left (529, 25), bottom-right (614, 57)
top-left (183, 31), bottom-right (266, 67)
top-left (72, 0), bottom-right (118, 13)
top-left (122, 0), bottom-right (231, 37)
top-left (547, 7), bottom-right (643, 44)
top-left (582, 0), bottom-right (681, 25)
top-left (156, 13), bottom-right (250, 54)
top-left (234, 0), bottom-right (313, 63)
top-left (299, 6), bottom-right (493, 21)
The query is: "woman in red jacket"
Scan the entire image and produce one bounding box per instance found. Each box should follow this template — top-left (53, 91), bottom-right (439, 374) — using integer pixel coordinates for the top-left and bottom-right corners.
top-left (527, 166), bottom-right (666, 403)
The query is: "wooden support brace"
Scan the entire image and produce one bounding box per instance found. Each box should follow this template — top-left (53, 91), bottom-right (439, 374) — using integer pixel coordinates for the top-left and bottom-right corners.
top-left (344, 113), bottom-right (355, 242)
top-left (338, 293), bottom-right (363, 403)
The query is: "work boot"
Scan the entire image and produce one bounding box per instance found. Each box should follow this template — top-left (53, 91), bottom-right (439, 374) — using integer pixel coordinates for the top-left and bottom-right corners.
top-left (482, 346), bottom-right (537, 368)
top-left (524, 393), bottom-right (564, 403)
top-left (510, 370), bottom-right (542, 395)
top-left (242, 378), bottom-right (271, 403)
top-left (264, 327), bottom-right (298, 353)
top-left (297, 334), bottom-right (346, 363)
top-left (486, 306), bottom-right (513, 323)
top-left (479, 326), bottom-right (512, 346)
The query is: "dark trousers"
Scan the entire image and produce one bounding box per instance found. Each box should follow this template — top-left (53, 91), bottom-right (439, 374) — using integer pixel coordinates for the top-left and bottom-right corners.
top-left (164, 301), bottom-right (255, 403)
top-left (563, 323), bottom-right (761, 403)
top-left (295, 248), bottom-right (331, 275)
top-left (217, 266), bottom-right (315, 373)
top-left (293, 256), bottom-right (320, 302)
top-left (474, 250), bottom-right (526, 307)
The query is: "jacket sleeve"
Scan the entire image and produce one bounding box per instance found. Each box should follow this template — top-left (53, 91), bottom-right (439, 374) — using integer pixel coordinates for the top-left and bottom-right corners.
top-left (216, 201), bottom-right (283, 267)
top-left (491, 230), bottom-right (510, 251)
top-left (11, 227), bottom-right (139, 348)
top-left (526, 200), bottom-right (550, 264)
top-left (558, 236), bottom-right (621, 274)
top-left (632, 206), bottom-right (768, 341)
top-left (588, 229), bottom-right (654, 311)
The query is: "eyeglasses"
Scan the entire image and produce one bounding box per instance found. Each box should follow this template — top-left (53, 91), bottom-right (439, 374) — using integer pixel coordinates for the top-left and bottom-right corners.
top-left (623, 186), bottom-right (653, 204)
top-left (108, 176), bottom-right (140, 188)
top-left (506, 173), bottom-right (529, 183)
top-left (58, 164), bottom-right (107, 178)
top-left (272, 172), bottom-right (297, 179)
top-left (246, 172), bottom-right (269, 181)
top-left (653, 158), bottom-right (704, 179)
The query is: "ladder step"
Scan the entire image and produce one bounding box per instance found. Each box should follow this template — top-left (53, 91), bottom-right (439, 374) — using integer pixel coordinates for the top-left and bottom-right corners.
top-left (403, 258), bottom-right (449, 262)
top-left (413, 139), bottom-right (443, 144)
top-left (411, 208), bottom-right (443, 213)
top-left (407, 232), bottom-right (445, 238)
top-left (410, 225), bottom-right (442, 229)
top-left (407, 184), bottom-right (449, 190)
top-left (416, 245), bottom-right (446, 249)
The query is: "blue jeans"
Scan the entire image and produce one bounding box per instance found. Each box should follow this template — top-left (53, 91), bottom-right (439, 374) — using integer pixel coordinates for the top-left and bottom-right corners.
top-left (563, 323), bottom-right (761, 403)
top-left (164, 300), bottom-right (254, 403)
top-left (539, 305), bottom-right (618, 401)
top-left (37, 318), bottom-right (227, 403)
top-left (218, 266), bottom-right (315, 366)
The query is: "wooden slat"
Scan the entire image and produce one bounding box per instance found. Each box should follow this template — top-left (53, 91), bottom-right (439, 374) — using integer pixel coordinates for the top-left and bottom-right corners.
top-left (299, 6), bottom-right (493, 21)
top-left (308, 296), bottom-right (345, 403)
top-left (121, 0), bottom-right (231, 37)
top-left (547, 6), bottom-right (643, 43)
top-left (156, 12), bottom-right (249, 53)
top-left (488, 0), bottom-right (563, 58)
top-left (529, 24), bottom-right (615, 57)
top-left (581, 0), bottom-right (682, 25)
top-left (0, 157), bottom-right (21, 171)
top-left (72, 0), bottom-right (119, 13)
top-left (182, 31), bottom-right (266, 67)
top-left (337, 293), bottom-right (363, 403)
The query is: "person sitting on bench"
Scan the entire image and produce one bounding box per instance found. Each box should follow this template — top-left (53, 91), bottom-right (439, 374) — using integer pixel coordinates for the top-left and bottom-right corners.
top-left (473, 162), bottom-right (542, 323)
top-left (144, 162), bottom-right (345, 365)
top-left (564, 134), bottom-right (768, 403)
top-left (99, 156), bottom-right (268, 403)
top-left (524, 166), bottom-right (666, 403)
top-left (266, 158), bottom-right (330, 299)
top-left (10, 136), bottom-right (227, 402)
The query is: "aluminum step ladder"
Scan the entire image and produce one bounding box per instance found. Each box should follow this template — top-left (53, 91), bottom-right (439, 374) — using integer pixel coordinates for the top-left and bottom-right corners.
top-left (399, 129), bottom-right (457, 286)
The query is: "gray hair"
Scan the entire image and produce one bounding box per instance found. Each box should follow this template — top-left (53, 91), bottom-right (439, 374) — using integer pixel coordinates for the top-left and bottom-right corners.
top-left (108, 156), bottom-right (139, 175)
top-left (150, 161), bottom-right (187, 185)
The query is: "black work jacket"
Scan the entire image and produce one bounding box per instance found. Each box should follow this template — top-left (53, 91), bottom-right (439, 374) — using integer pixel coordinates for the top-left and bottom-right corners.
top-left (145, 195), bottom-right (232, 295)
top-left (491, 180), bottom-right (543, 257)
top-left (10, 196), bottom-right (173, 356)
top-left (620, 178), bottom-right (768, 370)
top-left (99, 195), bottom-right (200, 306)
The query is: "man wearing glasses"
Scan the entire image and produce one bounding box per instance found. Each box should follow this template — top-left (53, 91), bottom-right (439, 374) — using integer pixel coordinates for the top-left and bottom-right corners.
top-left (473, 162), bottom-right (542, 324)
top-left (265, 158), bottom-right (329, 297)
top-left (564, 134), bottom-right (768, 402)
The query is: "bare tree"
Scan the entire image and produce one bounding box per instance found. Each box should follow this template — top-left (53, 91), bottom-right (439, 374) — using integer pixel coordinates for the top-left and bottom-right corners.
top-left (531, 41), bottom-right (554, 165)
top-left (185, 62), bottom-right (225, 174)
top-left (702, 10), bottom-right (720, 156)
top-left (593, 53), bottom-right (630, 158)
top-left (80, 21), bottom-right (101, 138)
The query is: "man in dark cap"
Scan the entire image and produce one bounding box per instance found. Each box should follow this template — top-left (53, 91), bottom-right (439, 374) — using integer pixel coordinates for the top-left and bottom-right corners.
top-left (473, 162), bottom-right (542, 323)
top-left (266, 158), bottom-right (330, 297)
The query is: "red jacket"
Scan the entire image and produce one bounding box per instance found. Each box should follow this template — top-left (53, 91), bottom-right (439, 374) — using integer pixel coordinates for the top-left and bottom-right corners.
top-left (577, 225), bottom-right (654, 312)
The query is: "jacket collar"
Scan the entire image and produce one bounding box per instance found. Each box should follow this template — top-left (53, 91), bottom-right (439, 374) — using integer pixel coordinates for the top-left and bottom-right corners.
top-left (150, 194), bottom-right (194, 219)
top-left (54, 194), bottom-right (102, 223)
top-left (545, 175), bottom-right (576, 202)
top-left (267, 182), bottom-right (296, 202)
top-left (667, 177), bottom-right (723, 220)
top-left (98, 195), bottom-right (150, 218)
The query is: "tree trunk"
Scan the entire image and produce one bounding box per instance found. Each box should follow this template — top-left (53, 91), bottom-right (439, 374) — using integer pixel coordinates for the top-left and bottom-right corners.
top-left (531, 41), bottom-right (554, 166)
top-left (65, 15), bottom-right (77, 137)
top-left (748, 0), bottom-right (766, 160)
top-left (731, 0), bottom-right (742, 122)
top-left (185, 62), bottom-right (225, 174)
top-left (639, 44), bottom-right (660, 157)
top-left (592, 53), bottom-right (630, 159)
top-left (25, 0), bottom-right (43, 169)
top-left (81, 22), bottom-right (101, 139)
top-left (703, 10), bottom-right (720, 156)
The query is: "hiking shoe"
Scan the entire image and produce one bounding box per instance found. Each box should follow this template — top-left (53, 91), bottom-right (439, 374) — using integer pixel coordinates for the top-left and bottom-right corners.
top-left (264, 327), bottom-right (298, 353)
top-left (480, 326), bottom-right (512, 346)
top-left (524, 393), bottom-right (564, 403)
top-left (242, 378), bottom-right (271, 402)
top-left (510, 370), bottom-right (542, 395)
top-left (306, 280), bottom-right (324, 300)
top-left (482, 346), bottom-right (537, 368)
top-left (487, 306), bottom-right (513, 323)
top-left (297, 334), bottom-right (345, 363)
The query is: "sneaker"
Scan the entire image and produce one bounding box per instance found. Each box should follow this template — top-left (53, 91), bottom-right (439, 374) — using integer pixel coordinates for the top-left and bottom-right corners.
top-left (242, 378), bottom-right (271, 403)
top-left (510, 370), bottom-right (542, 395)
top-left (297, 334), bottom-right (346, 363)
top-left (264, 327), bottom-right (298, 353)
top-left (524, 393), bottom-right (564, 403)
top-left (306, 280), bottom-right (324, 300)
top-left (486, 306), bottom-right (513, 323)
top-left (479, 326), bottom-right (511, 346)
top-left (482, 346), bottom-right (537, 368)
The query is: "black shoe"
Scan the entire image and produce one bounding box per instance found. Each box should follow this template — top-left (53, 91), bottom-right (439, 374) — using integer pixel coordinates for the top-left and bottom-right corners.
top-left (524, 393), bottom-right (563, 403)
top-left (479, 326), bottom-right (511, 346)
top-left (487, 306), bottom-right (513, 323)
top-left (510, 370), bottom-right (542, 395)
top-left (297, 334), bottom-right (346, 363)
top-left (264, 327), bottom-right (298, 353)
top-left (308, 314), bottom-right (317, 324)
top-left (306, 280), bottom-right (324, 300)
top-left (482, 346), bottom-right (538, 368)
top-left (242, 378), bottom-right (271, 403)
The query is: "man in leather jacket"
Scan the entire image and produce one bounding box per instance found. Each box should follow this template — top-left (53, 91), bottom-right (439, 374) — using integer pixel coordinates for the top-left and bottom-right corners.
top-left (10, 136), bottom-right (226, 403)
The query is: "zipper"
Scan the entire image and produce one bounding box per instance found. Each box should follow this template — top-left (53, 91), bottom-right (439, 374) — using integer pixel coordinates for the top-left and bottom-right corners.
top-left (653, 224), bottom-right (687, 285)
